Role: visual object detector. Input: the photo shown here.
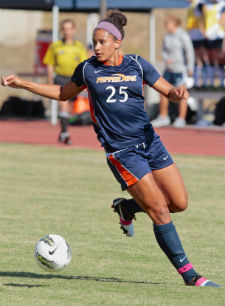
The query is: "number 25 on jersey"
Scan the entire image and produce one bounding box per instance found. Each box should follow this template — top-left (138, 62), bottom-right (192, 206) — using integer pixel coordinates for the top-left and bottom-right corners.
top-left (106, 86), bottom-right (128, 103)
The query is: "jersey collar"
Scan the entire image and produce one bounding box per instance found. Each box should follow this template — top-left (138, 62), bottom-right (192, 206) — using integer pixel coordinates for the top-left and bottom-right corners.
top-left (103, 54), bottom-right (123, 66)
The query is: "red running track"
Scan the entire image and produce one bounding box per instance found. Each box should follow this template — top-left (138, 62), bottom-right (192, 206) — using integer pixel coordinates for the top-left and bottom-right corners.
top-left (0, 120), bottom-right (224, 156)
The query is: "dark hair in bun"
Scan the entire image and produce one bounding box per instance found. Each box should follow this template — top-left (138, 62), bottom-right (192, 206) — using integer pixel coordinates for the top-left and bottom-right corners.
top-left (102, 9), bottom-right (127, 39)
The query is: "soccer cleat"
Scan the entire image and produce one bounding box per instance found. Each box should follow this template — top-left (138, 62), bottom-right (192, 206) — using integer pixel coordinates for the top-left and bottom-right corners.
top-left (185, 275), bottom-right (221, 287)
top-left (58, 132), bottom-right (72, 145)
top-left (112, 198), bottom-right (135, 237)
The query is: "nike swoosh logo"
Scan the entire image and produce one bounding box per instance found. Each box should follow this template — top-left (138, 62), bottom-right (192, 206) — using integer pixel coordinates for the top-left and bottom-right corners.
top-left (163, 155), bottom-right (169, 161)
top-left (49, 247), bottom-right (57, 255)
top-left (94, 70), bottom-right (103, 74)
top-left (179, 256), bottom-right (187, 263)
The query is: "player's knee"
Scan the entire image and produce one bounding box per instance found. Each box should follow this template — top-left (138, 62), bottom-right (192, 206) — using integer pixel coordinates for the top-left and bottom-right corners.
top-left (145, 202), bottom-right (170, 224)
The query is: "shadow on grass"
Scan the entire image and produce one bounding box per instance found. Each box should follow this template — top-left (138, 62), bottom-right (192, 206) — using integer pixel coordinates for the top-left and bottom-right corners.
top-left (3, 283), bottom-right (49, 288)
top-left (0, 271), bottom-right (163, 285)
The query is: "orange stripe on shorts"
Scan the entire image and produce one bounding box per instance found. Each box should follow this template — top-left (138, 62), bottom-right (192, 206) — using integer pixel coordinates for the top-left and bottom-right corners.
top-left (108, 154), bottom-right (138, 187)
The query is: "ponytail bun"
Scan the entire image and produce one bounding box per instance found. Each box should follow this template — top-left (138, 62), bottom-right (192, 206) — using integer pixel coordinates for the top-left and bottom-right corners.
top-left (103, 9), bottom-right (127, 39)
top-left (108, 11), bottom-right (127, 27)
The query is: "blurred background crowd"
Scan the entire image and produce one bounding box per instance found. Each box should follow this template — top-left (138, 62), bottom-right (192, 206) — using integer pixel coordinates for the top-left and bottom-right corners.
top-left (187, 0), bottom-right (225, 89)
top-left (152, 0), bottom-right (225, 128)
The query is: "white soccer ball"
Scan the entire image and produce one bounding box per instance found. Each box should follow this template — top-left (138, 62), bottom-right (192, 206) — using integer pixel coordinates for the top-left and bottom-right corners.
top-left (34, 234), bottom-right (72, 271)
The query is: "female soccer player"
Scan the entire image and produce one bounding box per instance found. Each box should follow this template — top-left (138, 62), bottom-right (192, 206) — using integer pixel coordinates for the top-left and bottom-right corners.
top-left (1, 11), bottom-right (220, 287)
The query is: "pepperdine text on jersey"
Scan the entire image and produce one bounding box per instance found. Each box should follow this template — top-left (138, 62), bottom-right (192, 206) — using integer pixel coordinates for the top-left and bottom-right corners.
top-left (96, 73), bottom-right (137, 83)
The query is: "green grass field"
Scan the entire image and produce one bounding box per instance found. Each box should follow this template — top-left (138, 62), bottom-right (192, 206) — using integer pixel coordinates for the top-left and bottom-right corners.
top-left (0, 143), bottom-right (224, 306)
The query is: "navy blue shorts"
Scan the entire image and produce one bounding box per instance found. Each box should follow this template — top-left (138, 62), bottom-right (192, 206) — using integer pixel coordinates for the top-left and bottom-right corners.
top-left (106, 133), bottom-right (174, 191)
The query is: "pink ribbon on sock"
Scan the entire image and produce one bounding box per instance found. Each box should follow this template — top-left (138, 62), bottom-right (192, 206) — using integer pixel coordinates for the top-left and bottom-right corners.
top-left (177, 263), bottom-right (193, 274)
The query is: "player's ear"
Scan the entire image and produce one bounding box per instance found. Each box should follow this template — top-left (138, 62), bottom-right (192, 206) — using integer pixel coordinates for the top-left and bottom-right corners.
top-left (114, 39), bottom-right (121, 50)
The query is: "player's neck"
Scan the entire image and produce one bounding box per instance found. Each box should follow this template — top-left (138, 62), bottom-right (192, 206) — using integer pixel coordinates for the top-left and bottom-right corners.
top-left (104, 52), bottom-right (123, 66)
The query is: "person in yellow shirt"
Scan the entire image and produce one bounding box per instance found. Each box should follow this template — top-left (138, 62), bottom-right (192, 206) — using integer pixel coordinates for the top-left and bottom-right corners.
top-left (44, 19), bottom-right (87, 144)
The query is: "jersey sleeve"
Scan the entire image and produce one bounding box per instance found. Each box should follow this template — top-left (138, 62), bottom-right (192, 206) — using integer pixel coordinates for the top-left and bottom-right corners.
top-left (137, 56), bottom-right (160, 87)
top-left (71, 61), bottom-right (86, 87)
top-left (43, 44), bottom-right (55, 66)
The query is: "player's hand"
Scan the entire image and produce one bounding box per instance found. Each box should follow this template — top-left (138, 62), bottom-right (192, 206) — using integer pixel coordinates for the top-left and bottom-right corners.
top-left (1, 75), bottom-right (23, 88)
top-left (168, 86), bottom-right (189, 103)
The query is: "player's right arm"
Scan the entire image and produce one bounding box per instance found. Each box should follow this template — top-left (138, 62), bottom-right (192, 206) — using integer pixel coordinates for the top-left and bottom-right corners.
top-left (1, 75), bottom-right (83, 101)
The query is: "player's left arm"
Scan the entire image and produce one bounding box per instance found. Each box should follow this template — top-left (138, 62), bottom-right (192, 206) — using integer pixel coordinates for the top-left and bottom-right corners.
top-left (139, 56), bottom-right (189, 103)
top-left (152, 77), bottom-right (189, 103)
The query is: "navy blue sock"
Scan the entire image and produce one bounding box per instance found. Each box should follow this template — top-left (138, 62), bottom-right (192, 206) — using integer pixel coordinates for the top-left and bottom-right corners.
top-left (124, 198), bottom-right (144, 215)
top-left (154, 221), bottom-right (198, 283)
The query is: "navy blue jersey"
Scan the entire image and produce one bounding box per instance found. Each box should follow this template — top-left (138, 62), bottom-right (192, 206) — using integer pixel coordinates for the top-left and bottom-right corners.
top-left (71, 54), bottom-right (160, 151)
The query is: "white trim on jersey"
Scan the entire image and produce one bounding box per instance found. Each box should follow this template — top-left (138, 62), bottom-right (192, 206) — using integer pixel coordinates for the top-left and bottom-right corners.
top-left (82, 61), bottom-right (89, 85)
top-left (128, 54), bottom-right (144, 80)
top-left (82, 57), bottom-right (96, 85)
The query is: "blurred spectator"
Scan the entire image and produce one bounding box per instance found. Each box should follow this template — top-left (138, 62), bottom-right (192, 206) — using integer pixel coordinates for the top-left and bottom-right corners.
top-left (151, 15), bottom-right (195, 128)
top-left (198, 0), bottom-right (225, 87)
top-left (186, 0), bottom-right (209, 87)
top-left (43, 19), bottom-right (87, 145)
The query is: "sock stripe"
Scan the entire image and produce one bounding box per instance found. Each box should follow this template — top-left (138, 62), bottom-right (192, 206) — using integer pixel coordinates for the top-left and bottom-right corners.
top-left (177, 263), bottom-right (193, 274)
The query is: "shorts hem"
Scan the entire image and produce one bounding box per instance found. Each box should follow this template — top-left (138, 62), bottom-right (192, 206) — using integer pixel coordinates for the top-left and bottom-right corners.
top-left (151, 160), bottom-right (174, 171)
